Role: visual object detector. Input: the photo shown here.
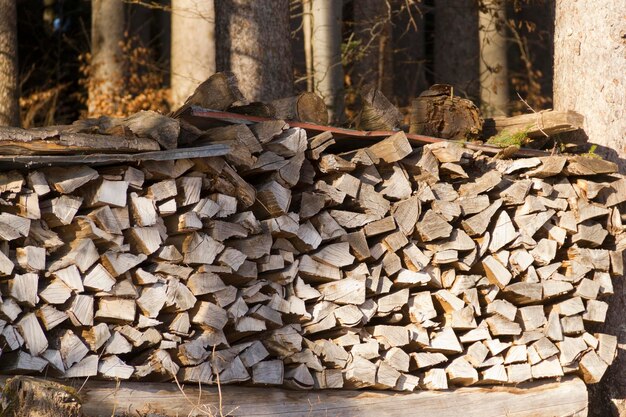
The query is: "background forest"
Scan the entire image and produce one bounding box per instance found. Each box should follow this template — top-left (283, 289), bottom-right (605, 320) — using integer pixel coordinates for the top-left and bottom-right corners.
top-left (5, 0), bottom-right (553, 128)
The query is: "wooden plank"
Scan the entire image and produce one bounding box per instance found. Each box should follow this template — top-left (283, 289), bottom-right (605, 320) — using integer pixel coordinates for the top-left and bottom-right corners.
top-left (0, 144), bottom-right (230, 167)
top-left (1, 376), bottom-right (587, 417)
top-left (0, 126), bottom-right (159, 154)
top-left (484, 110), bottom-right (584, 138)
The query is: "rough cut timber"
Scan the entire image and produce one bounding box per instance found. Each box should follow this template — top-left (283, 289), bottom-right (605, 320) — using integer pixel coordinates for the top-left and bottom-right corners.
top-left (0, 126), bottom-right (160, 155)
top-left (6, 375), bottom-right (585, 417)
top-left (483, 109), bottom-right (584, 140)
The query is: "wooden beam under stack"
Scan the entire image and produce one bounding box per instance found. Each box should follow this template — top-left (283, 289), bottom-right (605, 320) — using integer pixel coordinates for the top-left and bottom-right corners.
top-left (0, 375), bottom-right (588, 417)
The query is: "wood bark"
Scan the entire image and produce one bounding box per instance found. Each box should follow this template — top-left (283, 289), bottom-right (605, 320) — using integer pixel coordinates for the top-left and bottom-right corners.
top-left (89, 0), bottom-right (125, 116)
top-left (0, 377), bottom-right (82, 417)
top-left (216, 0), bottom-right (293, 102)
top-left (553, 2), bottom-right (626, 416)
top-left (311, 0), bottom-right (344, 123)
top-left (0, 0), bottom-right (19, 127)
top-left (170, 0), bottom-right (216, 108)
top-left (434, 0), bottom-right (479, 100)
top-left (478, 0), bottom-right (509, 117)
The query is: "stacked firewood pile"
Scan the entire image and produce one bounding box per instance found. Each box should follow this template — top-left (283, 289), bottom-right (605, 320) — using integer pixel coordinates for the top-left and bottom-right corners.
top-left (0, 78), bottom-right (623, 392)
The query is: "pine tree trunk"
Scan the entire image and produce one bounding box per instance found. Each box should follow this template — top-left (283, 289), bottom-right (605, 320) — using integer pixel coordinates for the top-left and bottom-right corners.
top-left (391, 0), bottom-right (428, 103)
top-left (216, 0), bottom-right (293, 102)
top-left (434, 0), bottom-right (479, 101)
top-left (129, 2), bottom-right (152, 50)
top-left (171, 0), bottom-right (216, 108)
top-left (0, 0), bottom-right (19, 127)
top-left (311, 0), bottom-right (344, 123)
top-left (553, 2), bottom-right (626, 416)
top-left (479, 0), bottom-right (509, 117)
top-left (89, 0), bottom-right (125, 116)
top-left (302, 0), bottom-right (314, 92)
top-left (353, 0), bottom-right (393, 97)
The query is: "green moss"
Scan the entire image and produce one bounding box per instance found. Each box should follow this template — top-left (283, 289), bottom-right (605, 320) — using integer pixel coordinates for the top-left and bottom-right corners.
top-left (487, 127), bottom-right (532, 148)
top-left (582, 144), bottom-right (602, 159)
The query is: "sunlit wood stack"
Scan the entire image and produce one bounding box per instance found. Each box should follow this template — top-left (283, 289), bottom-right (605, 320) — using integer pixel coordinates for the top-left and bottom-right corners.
top-left (0, 84), bottom-right (623, 393)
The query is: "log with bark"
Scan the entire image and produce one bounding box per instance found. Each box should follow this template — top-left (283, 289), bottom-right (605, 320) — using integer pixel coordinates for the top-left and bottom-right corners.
top-left (409, 84), bottom-right (483, 140)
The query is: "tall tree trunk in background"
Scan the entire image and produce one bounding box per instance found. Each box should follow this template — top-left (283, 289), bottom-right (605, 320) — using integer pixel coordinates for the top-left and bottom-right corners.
top-left (302, 0), bottom-right (313, 91)
top-left (434, 0), bottom-right (479, 101)
top-left (129, 2), bottom-right (152, 49)
top-left (89, 0), bottom-right (125, 116)
top-left (392, 0), bottom-right (427, 105)
top-left (479, 0), bottom-right (509, 117)
top-left (216, 0), bottom-right (292, 102)
top-left (353, 0), bottom-right (393, 97)
top-left (0, 0), bottom-right (19, 126)
top-left (171, 0), bottom-right (216, 108)
top-left (553, 2), bottom-right (626, 416)
top-left (302, 0), bottom-right (314, 92)
top-left (311, 0), bottom-right (344, 123)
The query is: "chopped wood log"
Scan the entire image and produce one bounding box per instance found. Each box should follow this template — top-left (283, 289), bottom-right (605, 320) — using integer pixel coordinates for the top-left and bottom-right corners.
top-left (270, 92), bottom-right (328, 125)
top-left (95, 298), bottom-right (136, 323)
top-left (416, 210), bottom-right (452, 242)
top-left (356, 84), bottom-right (403, 131)
top-left (9, 273), bottom-right (39, 307)
top-left (171, 72), bottom-right (245, 118)
top-left (446, 357), bottom-right (478, 386)
top-left (482, 255), bottom-right (512, 289)
top-left (368, 131), bottom-right (413, 163)
top-left (67, 295), bottom-right (94, 327)
top-left (422, 368), bottom-right (448, 390)
top-left (16, 313), bottom-right (48, 356)
top-left (252, 360), bottom-right (284, 385)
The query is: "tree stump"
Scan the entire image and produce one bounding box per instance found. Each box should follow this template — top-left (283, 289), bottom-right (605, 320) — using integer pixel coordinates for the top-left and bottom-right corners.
top-left (409, 84), bottom-right (482, 140)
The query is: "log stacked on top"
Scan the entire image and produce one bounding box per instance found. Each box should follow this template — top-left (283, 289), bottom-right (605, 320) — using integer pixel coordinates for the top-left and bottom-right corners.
top-left (0, 112), bottom-right (623, 391)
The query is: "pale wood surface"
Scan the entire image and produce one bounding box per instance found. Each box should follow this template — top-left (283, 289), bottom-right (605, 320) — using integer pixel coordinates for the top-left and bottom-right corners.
top-left (0, 376), bottom-right (586, 417)
top-left (484, 110), bottom-right (584, 138)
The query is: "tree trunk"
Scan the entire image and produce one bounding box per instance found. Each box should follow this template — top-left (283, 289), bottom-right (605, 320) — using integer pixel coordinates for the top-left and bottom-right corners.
top-left (129, 2), bottom-right (152, 49)
top-left (0, 0), bottom-right (19, 127)
top-left (353, 0), bottom-right (393, 98)
top-left (216, 0), bottom-right (293, 102)
top-left (434, 0), bottom-right (479, 101)
top-left (391, 0), bottom-right (428, 104)
top-left (311, 0), bottom-right (344, 123)
top-left (302, 0), bottom-right (314, 92)
top-left (479, 0), bottom-right (509, 117)
top-left (553, 2), bottom-right (626, 416)
top-left (89, 0), bottom-right (125, 117)
top-left (171, 0), bottom-right (216, 108)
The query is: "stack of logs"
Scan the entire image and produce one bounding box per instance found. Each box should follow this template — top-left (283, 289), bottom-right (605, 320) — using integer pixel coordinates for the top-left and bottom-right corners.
top-left (0, 114), bottom-right (623, 391)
